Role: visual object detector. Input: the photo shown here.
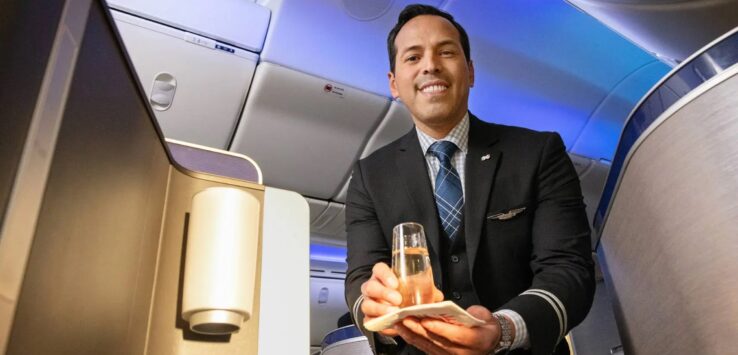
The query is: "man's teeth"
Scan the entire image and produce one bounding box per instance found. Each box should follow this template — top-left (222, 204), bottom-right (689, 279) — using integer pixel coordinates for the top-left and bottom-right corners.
top-left (421, 85), bottom-right (448, 93)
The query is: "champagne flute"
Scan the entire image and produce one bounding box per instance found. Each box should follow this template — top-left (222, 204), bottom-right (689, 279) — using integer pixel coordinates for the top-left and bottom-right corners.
top-left (392, 222), bottom-right (435, 308)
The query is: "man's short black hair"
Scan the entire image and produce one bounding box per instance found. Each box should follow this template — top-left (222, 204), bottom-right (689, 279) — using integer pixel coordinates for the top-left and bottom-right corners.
top-left (387, 4), bottom-right (471, 73)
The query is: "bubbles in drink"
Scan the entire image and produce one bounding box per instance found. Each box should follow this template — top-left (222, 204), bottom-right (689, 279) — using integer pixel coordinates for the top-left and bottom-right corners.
top-left (393, 247), bottom-right (434, 307)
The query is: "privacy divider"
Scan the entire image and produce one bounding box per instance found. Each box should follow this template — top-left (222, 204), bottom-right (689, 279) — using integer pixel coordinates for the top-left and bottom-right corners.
top-left (0, 1), bottom-right (308, 353)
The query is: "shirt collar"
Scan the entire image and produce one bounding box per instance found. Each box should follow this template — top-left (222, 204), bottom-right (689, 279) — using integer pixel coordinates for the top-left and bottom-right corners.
top-left (416, 112), bottom-right (470, 155)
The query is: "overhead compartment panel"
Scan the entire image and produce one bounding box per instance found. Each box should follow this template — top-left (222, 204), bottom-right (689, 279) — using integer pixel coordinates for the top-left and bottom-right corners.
top-left (107, 0), bottom-right (270, 52)
top-left (258, 0), bottom-right (444, 97)
top-left (231, 63), bottom-right (389, 199)
top-left (112, 10), bottom-right (258, 149)
top-left (334, 101), bottom-right (414, 203)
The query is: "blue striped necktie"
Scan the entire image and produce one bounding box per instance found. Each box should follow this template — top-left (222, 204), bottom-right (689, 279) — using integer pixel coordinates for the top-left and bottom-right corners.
top-left (428, 141), bottom-right (464, 240)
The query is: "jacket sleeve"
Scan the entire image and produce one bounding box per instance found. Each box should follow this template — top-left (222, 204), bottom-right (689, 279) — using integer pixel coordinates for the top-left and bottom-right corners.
top-left (500, 132), bottom-right (595, 355)
top-left (344, 160), bottom-right (400, 354)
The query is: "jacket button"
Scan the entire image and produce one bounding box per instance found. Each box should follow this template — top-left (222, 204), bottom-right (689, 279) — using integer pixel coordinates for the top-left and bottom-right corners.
top-left (451, 255), bottom-right (459, 263)
top-left (452, 291), bottom-right (461, 300)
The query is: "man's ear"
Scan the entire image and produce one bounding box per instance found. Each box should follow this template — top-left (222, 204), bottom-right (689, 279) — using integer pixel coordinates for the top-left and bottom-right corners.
top-left (468, 60), bottom-right (475, 88)
top-left (388, 71), bottom-right (400, 99)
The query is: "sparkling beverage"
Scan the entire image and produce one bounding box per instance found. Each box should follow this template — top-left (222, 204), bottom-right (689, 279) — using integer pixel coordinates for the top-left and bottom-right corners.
top-left (392, 247), bottom-right (434, 307)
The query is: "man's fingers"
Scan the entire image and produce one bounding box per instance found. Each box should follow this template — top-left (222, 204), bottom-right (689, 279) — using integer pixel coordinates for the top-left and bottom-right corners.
top-left (361, 297), bottom-right (399, 318)
top-left (362, 278), bottom-right (402, 305)
top-left (420, 317), bottom-right (496, 350)
top-left (403, 318), bottom-right (458, 350)
top-left (379, 327), bottom-right (399, 337)
top-left (396, 322), bottom-right (449, 355)
top-left (419, 319), bottom-right (481, 348)
top-left (372, 262), bottom-right (399, 288)
top-left (433, 287), bottom-right (444, 302)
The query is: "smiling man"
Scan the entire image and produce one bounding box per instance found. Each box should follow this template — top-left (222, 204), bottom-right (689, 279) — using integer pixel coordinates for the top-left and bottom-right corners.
top-left (345, 4), bottom-right (595, 355)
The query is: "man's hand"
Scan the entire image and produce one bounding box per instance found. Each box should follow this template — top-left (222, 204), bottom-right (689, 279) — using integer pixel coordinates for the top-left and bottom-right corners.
top-left (360, 262), bottom-right (401, 336)
top-left (360, 262), bottom-right (443, 337)
top-left (395, 305), bottom-right (503, 355)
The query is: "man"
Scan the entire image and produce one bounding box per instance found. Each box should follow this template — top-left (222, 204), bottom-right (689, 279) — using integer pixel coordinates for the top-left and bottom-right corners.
top-left (345, 4), bottom-right (594, 355)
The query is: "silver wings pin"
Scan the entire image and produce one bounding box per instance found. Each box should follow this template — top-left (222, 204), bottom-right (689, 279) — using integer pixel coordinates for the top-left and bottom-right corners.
top-left (487, 207), bottom-right (526, 221)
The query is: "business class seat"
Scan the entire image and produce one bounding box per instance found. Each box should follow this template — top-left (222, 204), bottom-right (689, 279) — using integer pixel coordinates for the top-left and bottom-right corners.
top-left (321, 325), bottom-right (372, 355)
top-left (595, 27), bottom-right (738, 354)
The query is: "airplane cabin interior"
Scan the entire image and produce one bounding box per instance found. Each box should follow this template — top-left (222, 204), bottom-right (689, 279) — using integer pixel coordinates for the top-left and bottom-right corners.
top-left (1, 0), bottom-right (737, 354)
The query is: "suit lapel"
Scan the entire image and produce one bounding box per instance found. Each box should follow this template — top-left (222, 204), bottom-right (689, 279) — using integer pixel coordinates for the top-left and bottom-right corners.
top-left (464, 115), bottom-right (501, 276)
top-left (395, 130), bottom-right (443, 283)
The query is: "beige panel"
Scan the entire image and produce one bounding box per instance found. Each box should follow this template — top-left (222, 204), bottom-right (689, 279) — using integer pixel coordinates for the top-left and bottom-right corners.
top-left (0, 0), bottom-right (92, 350)
top-left (6, 0), bottom-right (172, 353)
top-left (7, 138), bottom-right (169, 355)
top-left (144, 167), bottom-right (264, 355)
top-left (600, 70), bottom-right (738, 354)
top-left (5, 1), bottom-right (270, 353)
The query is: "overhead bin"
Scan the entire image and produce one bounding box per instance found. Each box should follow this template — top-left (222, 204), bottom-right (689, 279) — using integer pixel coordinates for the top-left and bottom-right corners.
top-left (311, 202), bottom-right (347, 242)
top-left (334, 101), bottom-right (414, 203)
top-left (110, 8), bottom-right (264, 149)
top-left (231, 63), bottom-right (390, 199)
top-left (107, 0), bottom-right (270, 52)
top-left (258, 0), bottom-right (443, 97)
top-left (358, 101), bottom-right (415, 160)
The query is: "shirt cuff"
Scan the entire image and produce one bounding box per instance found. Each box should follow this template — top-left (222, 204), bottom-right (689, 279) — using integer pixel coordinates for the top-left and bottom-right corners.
top-left (353, 294), bottom-right (397, 345)
top-left (494, 309), bottom-right (530, 350)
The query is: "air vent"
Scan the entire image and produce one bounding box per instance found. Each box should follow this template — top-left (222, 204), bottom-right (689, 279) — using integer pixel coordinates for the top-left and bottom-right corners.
top-left (310, 259), bottom-right (347, 279)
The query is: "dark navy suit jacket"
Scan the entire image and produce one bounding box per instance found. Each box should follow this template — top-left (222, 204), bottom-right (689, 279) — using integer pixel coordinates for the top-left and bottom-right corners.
top-left (345, 115), bottom-right (595, 355)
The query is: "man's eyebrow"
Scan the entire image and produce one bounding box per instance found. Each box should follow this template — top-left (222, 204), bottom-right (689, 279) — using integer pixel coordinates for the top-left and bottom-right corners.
top-left (398, 39), bottom-right (459, 56)
top-left (398, 44), bottom-right (423, 56)
top-left (436, 39), bottom-right (459, 48)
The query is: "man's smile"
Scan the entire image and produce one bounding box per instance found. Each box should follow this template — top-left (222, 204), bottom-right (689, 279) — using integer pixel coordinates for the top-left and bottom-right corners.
top-left (417, 80), bottom-right (450, 96)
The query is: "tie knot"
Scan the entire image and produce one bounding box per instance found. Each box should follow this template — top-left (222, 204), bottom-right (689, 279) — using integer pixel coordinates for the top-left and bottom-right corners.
top-left (428, 140), bottom-right (458, 161)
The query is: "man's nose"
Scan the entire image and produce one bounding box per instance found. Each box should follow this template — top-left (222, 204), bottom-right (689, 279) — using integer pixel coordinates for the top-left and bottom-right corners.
top-left (422, 54), bottom-right (441, 74)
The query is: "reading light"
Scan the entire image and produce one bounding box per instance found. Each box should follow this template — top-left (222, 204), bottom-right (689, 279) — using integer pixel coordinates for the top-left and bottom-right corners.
top-left (182, 187), bottom-right (260, 335)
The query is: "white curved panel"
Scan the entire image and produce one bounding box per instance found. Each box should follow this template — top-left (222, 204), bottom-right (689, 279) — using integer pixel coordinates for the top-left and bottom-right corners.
top-left (306, 198), bottom-right (329, 225)
top-left (359, 101), bottom-right (415, 159)
top-left (566, 0), bottom-right (738, 62)
top-left (231, 63), bottom-right (389, 199)
top-left (334, 101), bottom-right (414, 203)
top-left (112, 11), bottom-right (257, 149)
top-left (444, 1), bottom-right (667, 155)
top-left (107, 0), bottom-right (270, 52)
top-left (259, 187), bottom-right (310, 354)
top-left (571, 61), bottom-right (670, 160)
top-left (258, 0), bottom-right (443, 97)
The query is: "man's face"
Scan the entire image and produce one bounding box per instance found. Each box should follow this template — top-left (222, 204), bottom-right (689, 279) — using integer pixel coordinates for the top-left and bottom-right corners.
top-left (389, 15), bottom-right (474, 134)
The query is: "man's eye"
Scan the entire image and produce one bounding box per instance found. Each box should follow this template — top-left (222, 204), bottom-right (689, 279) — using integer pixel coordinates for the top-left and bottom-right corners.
top-left (406, 55), bottom-right (419, 62)
top-left (441, 50), bottom-right (454, 56)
